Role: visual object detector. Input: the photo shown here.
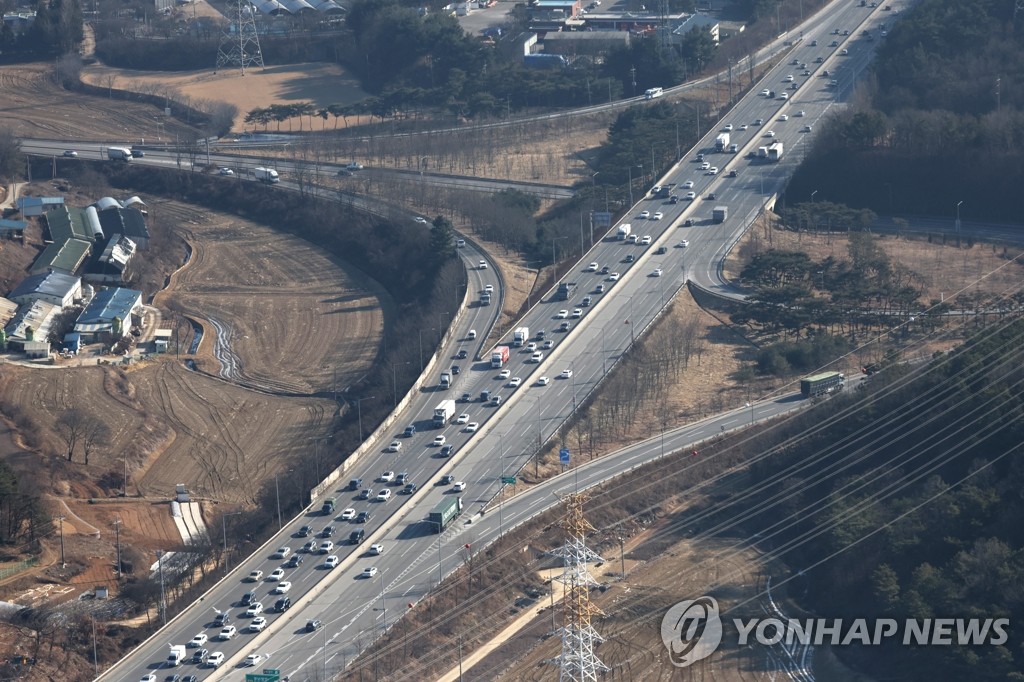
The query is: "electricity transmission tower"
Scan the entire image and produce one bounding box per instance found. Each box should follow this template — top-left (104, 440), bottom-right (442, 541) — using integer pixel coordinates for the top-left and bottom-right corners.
top-left (548, 493), bottom-right (609, 682)
top-left (216, 0), bottom-right (264, 74)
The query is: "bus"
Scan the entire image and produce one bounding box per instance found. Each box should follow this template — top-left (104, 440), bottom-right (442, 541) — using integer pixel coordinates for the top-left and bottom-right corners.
top-left (644, 87), bottom-right (664, 99)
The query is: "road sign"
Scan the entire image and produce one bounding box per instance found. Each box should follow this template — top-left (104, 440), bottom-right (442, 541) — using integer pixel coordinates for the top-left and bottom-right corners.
top-left (592, 211), bottom-right (612, 228)
top-left (245, 675), bottom-right (278, 682)
top-left (501, 476), bottom-right (516, 485)
top-left (263, 670), bottom-right (281, 676)
top-left (559, 448), bottom-right (570, 464)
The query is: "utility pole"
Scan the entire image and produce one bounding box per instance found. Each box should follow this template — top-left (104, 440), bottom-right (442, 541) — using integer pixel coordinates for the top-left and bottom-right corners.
top-left (275, 474), bottom-right (283, 530)
top-left (157, 549), bottom-right (167, 624)
top-left (58, 516), bottom-right (66, 568)
top-left (113, 517), bottom-right (122, 578)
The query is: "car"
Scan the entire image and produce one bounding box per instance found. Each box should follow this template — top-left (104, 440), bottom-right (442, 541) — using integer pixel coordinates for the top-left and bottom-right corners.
top-left (531, 351), bottom-right (544, 362)
top-left (779, 114), bottom-right (789, 122)
top-left (275, 597), bottom-right (291, 612)
top-left (362, 566), bottom-right (379, 578)
top-left (558, 321), bottom-right (570, 332)
top-left (478, 260), bottom-right (488, 269)
top-left (754, 118), bottom-right (764, 125)
top-left (760, 88), bottom-right (771, 96)
top-left (303, 539), bottom-right (319, 553)
top-left (555, 309), bottom-right (569, 319)
top-left (707, 167), bottom-right (718, 175)
top-left (356, 510), bottom-right (371, 523)
top-left (560, 369), bottom-right (574, 379)
top-left (542, 339), bottom-right (555, 349)
top-left (376, 489), bottom-right (392, 502)
top-left (723, 123), bottom-right (733, 131)
top-left (572, 308), bottom-right (583, 318)
top-left (218, 167), bottom-right (234, 175)
top-left (778, 93), bottom-right (789, 100)
top-left (585, 262), bottom-right (599, 272)
top-left (536, 376), bottom-right (550, 386)
top-left (218, 624), bottom-right (240, 639)
top-left (189, 633), bottom-right (208, 648)
top-left (641, 235), bottom-right (652, 245)
top-left (816, 55), bottom-right (825, 63)
top-left (484, 284), bottom-right (494, 293)
top-left (653, 212), bottom-right (664, 220)
top-left (324, 554), bottom-right (340, 568)
top-left (285, 554), bottom-right (303, 568)
top-left (336, 168), bottom-right (354, 177)
top-left (296, 525), bottom-right (313, 538)
top-left (402, 483), bottom-right (418, 494)
top-left (802, 125), bottom-right (813, 133)
top-left (581, 296), bottom-right (593, 307)
top-left (679, 239), bottom-right (690, 247)
top-left (784, 74), bottom-right (794, 82)
top-left (214, 612), bottom-right (231, 626)
top-left (320, 540), bottom-right (335, 553)
top-left (320, 525), bottom-right (335, 537)
top-left (439, 475), bottom-right (456, 487)
top-left (380, 471), bottom-right (395, 482)
top-left (430, 434), bottom-right (446, 447)
top-left (246, 570), bottom-right (263, 582)
top-left (396, 472), bottom-right (409, 485)
top-left (140, 675), bottom-right (158, 682)
top-left (728, 169), bottom-right (738, 178)
top-left (683, 219), bottom-right (694, 227)
top-left (440, 444), bottom-right (455, 457)
top-left (403, 425), bottom-right (416, 437)
top-left (595, 283), bottom-right (605, 293)
top-left (345, 162), bottom-right (365, 170)
top-left (811, 39), bottom-right (818, 46)
top-left (192, 648), bottom-right (210, 664)
top-left (685, 192), bottom-right (696, 200)
top-left (841, 48), bottom-right (849, 55)
top-left (465, 422), bottom-right (479, 433)
top-left (627, 233), bottom-right (639, 244)
top-left (638, 210), bottom-right (651, 219)
top-left (453, 481), bottom-right (467, 492)
top-left (740, 124), bottom-right (749, 130)
top-left (651, 185), bottom-right (662, 195)
top-left (272, 547), bottom-right (291, 559)
top-left (452, 366), bottom-right (461, 376)
top-left (625, 254), bottom-right (635, 265)
top-left (456, 413), bottom-right (470, 424)
top-left (830, 39), bottom-right (839, 46)
top-left (608, 272), bottom-right (620, 281)
top-left (508, 377), bottom-right (522, 388)
top-left (467, 329), bottom-right (477, 339)
top-left (62, 150), bottom-right (78, 157)
top-left (652, 268), bottom-right (663, 277)
top-left (130, 149), bottom-right (144, 157)
top-left (207, 652), bottom-right (226, 667)
top-left (248, 617), bottom-right (267, 633)
top-left (306, 619), bottom-right (324, 633)
top-left (796, 110), bottom-right (806, 117)
top-left (498, 369), bottom-right (511, 379)
top-left (269, 568), bottom-right (285, 581)
top-left (682, 180), bottom-right (694, 189)
top-left (765, 130), bottom-right (776, 138)
top-left (843, 29), bottom-right (850, 35)
top-left (246, 602), bottom-right (264, 616)
top-left (526, 342), bottom-right (539, 353)
top-left (707, 192), bottom-right (717, 201)
top-left (600, 265), bottom-right (611, 274)
top-left (414, 217), bottom-right (429, 225)
top-left (669, 194), bottom-right (679, 204)
top-left (245, 653), bottom-right (262, 666)
top-left (823, 69), bottom-right (831, 77)
top-left (699, 161), bottom-right (711, 170)
top-left (358, 488), bottom-right (372, 500)
top-left (273, 581), bottom-right (292, 594)
top-left (456, 349), bottom-right (468, 359)
top-left (386, 440), bottom-right (401, 453)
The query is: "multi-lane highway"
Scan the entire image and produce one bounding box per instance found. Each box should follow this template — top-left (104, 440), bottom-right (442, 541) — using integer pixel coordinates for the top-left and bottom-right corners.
top-left (96, 2), bottom-right (899, 679)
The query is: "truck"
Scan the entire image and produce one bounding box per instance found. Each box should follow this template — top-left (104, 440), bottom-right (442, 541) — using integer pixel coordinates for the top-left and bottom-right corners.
top-left (321, 497), bottom-right (336, 515)
top-left (767, 142), bottom-right (784, 162)
top-left (254, 167), bottom-right (280, 184)
top-left (644, 87), bottom-right (664, 99)
top-left (616, 223), bottom-right (632, 240)
top-left (712, 206), bottom-right (728, 223)
top-left (440, 370), bottom-right (452, 389)
top-left (107, 147), bottom-right (132, 161)
top-left (800, 371), bottom-right (845, 398)
top-left (428, 496), bottom-right (463, 532)
top-left (758, 146), bottom-right (769, 159)
top-left (432, 399), bottom-right (456, 427)
top-left (513, 327), bottom-right (529, 347)
top-left (167, 645), bottom-right (187, 668)
top-left (715, 133), bottom-right (730, 152)
top-left (491, 345), bottom-right (510, 368)
top-left (556, 281), bottom-right (576, 301)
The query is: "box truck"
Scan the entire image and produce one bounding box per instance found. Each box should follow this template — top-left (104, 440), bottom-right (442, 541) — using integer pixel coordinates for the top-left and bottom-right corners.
top-left (491, 345), bottom-right (510, 368)
top-left (254, 167), bottom-right (280, 184)
top-left (433, 399), bottom-right (456, 427)
top-left (616, 223), bottom-right (632, 240)
top-left (107, 147), bottom-right (133, 161)
top-left (513, 327), bottom-right (529, 347)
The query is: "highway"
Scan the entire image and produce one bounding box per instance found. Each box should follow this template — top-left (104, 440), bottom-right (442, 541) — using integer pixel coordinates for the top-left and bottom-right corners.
top-left (93, 2), bottom-right (899, 680)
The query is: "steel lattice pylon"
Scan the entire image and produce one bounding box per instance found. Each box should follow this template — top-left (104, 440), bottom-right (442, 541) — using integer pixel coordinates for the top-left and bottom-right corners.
top-left (548, 493), bottom-right (609, 682)
top-left (216, 0), bottom-right (264, 74)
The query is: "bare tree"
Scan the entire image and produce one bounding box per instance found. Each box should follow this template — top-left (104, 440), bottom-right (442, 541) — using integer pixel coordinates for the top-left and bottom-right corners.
top-left (81, 422), bottom-right (111, 466)
top-left (55, 409), bottom-right (89, 462)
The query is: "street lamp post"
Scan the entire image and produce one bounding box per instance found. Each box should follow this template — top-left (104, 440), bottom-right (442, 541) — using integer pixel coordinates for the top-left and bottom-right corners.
top-left (380, 571), bottom-right (387, 631)
top-left (275, 474), bottom-right (283, 530)
top-left (811, 189), bottom-right (818, 204)
top-left (956, 200), bottom-right (963, 235)
top-left (356, 396), bottom-right (376, 442)
top-left (113, 517), bottom-right (122, 578)
top-left (551, 236), bottom-right (567, 287)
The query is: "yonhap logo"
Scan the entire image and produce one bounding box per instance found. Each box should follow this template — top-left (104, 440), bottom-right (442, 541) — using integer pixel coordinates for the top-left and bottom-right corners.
top-left (661, 596), bottom-right (723, 667)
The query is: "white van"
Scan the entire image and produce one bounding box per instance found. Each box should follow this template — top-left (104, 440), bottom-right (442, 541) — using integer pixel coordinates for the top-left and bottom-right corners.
top-left (467, 329), bottom-right (477, 340)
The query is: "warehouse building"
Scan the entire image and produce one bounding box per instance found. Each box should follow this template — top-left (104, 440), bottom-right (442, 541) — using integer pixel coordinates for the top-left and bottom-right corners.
top-left (74, 287), bottom-right (143, 342)
top-left (7, 272), bottom-right (82, 308)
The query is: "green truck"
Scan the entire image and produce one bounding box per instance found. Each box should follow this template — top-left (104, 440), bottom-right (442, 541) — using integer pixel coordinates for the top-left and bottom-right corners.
top-left (428, 496), bottom-right (463, 533)
top-left (321, 497), bottom-right (336, 515)
top-left (800, 371), bottom-right (845, 398)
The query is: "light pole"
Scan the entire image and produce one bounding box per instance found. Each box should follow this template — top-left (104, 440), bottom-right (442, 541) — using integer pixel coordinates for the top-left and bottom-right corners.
top-left (355, 396), bottom-right (376, 442)
top-left (113, 517), bottom-right (122, 578)
top-left (551, 236), bottom-right (567, 287)
top-left (810, 189), bottom-right (818, 204)
top-left (956, 200), bottom-right (963, 235)
top-left (157, 549), bottom-right (167, 624)
top-left (275, 474), bottom-right (283, 530)
top-left (379, 571), bottom-right (387, 631)
top-left (746, 401), bottom-right (754, 425)
top-left (392, 361), bottom-right (412, 407)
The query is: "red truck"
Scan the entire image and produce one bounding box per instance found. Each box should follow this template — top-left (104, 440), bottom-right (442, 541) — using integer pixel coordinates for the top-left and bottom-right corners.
top-left (490, 345), bottom-right (510, 368)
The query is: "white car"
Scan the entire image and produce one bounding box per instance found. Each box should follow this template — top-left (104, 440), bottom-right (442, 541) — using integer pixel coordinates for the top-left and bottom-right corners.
top-left (245, 653), bottom-right (262, 666)
top-left (536, 376), bottom-right (550, 386)
top-left (379, 471), bottom-right (395, 482)
top-left (652, 268), bottom-right (663, 277)
top-left (62, 149), bottom-right (78, 157)
top-left (465, 422), bottom-right (479, 433)
top-left (207, 651), bottom-right (226, 667)
top-left (765, 130), bottom-right (776, 138)
top-left (641, 235), bottom-right (652, 245)
top-left (685, 192), bottom-right (696, 200)
top-left (324, 555), bottom-right (340, 568)
top-left (508, 377), bottom-right (522, 388)
top-left (248, 616), bottom-right (267, 633)
top-left (340, 508), bottom-right (356, 520)
top-left (638, 210), bottom-right (651, 219)
top-left (218, 626), bottom-right (237, 640)
top-left (453, 481), bottom-right (467, 492)
top-left (555, 309), bottom-right (569, 319)
top-left (586, 262), bottom-right (599, 272)
top-left (841, 48), bottom-right (849, 55)
top-left (796, 110), bottom-right (806, 117)
top-left (679, 239), bottom-right (690, 248)
top-left (218, 167), bottom-right (233, 175)
top-left (498, 369), bottom-right (511, 379)
top-left (376, 489), bottom-right (392, 502)
top-left (652, 212), bottom-right (664, 220)
top-left (531, 351), bottom-right (544, 362)
top-left (273, 581), bottom-right (292, 594)
top-left (682, 180), bottom-right (694, 189)
top-left (723, 123), bottom-right (733, 131)
top-left (414, 216), bottom-right (429, 224)
top-left (651, 185), bottom-right (662, 195)
top-left (784, 74), bottom-right (794, 82)
top-left (560, 369), bottom-right (573, 379)
top-left (345, 162), bottom-right (364, 170)
top-left (572, 309), bottom-right (583, 318)
top-left (608, 272), bottom-right (620, 281)
top-left (362, 566), bottom-right (378, 578)
top-left (456, 413), bottom-right (470, 424)
top-left (478, 260), bottom-right (487, 269)
top-left (189, 633), bottom-right (208, 648)
top-left (268, 568), bottom-right (285, 581)
top-left (272, 547), bottom-right (291, 559)
top-left (740, 124), bottom-right (749, 130)
top-left (699, 161), bottom-right (711, 170)
top-left (760, 88), bottom-right (771, 96)
top-left (245, 602), bottom-right (263, 616)
top-left (542, 339), bottom-right (554, 349)
top-left (707, 167), bottom-right (718, 175)
top-left (140, 675), bottom-right (157, 682)
top-left (246, 570), bottom-right (263, 582)
top-left (779, 114), bottom-right (789, 121)
top-left (320, 540), bottom-right (335, 553)
top-left (386, 440), bottom-right (401, 453)
top-left (526, 342), bottom-right (538, 352)
top-left (369, 543), bottom-right (384, 555)
top-left (484, 284), bottom-right (494, 293)
top-left (432, 435), bottom-right (446, 446)
top-left (779, 93), bottom-right (789, 100)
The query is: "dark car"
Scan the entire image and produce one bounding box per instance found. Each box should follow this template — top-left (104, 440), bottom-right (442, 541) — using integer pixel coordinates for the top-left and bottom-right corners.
top-left (683, 219), bottom-right (694, 227)
top-left (456, 349), bottom-right (468, 359)
top-left (728, 170), bottom-right (738, 178)
top-left (440, 444), bottom-right (455, 457)
top-left (451, 365), bottom-right (460, 375)
top-left (241, 591), bottom-right (256, 606)
top-left (131, 149), bottom-right (145, 158)
top-left (306, 619), bottom-right (324, 632)
top-left (358, 488), bottom-right (372, 500)
top-left (285, 554), bottom-right (303, 568)
top-left (320, 525), bottom-right (335, 538)
top-left (214, 612), bottom-right (230, 626)
top-left (356, 511), bottom-right (371, 524)
top-left (707, 192), bottom-right (717, 201)
top-left (656, 246), bottom-right (667, 255)
top-left (460, 392), bottom-right (473, 402)
top-left (275, 597), bottom-right (292, 612)
top-left (669, 195), bottom-right (679, 204)
top-left (349, 528), bottom-right (366, 545)
top-left (337, 169), bottom-right (354, 177)
top-left (396, 472), bottom-right (409, 485)
top-left (625, 254), bottom-right (635, 263)
top-left (165, 675), bottom-right (180, 682)
top-left (440, 474), bottom-right (455, 485)
top-left (402, 483), bottom-right (418, 494)
top-left (581, 296), bottom-right (593, 307)
top-left (296, 525), bottom-right (313, 538)
top-left (192, 649), bottom-right (209, 664)
top-left (183, 676), bottom-right (199, 682)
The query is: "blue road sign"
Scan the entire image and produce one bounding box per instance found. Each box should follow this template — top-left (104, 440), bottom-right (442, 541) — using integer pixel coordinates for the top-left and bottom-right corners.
top-left (559, 448), bottom-right (570, 464)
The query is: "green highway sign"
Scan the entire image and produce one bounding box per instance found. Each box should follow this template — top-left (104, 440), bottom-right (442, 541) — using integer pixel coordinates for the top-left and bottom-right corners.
top-left (245, 675), bottom-right (279, 682)
top-left (263, 671), bottom-right (281, 676)
top-left (501, 476), bottom-right (516, 485)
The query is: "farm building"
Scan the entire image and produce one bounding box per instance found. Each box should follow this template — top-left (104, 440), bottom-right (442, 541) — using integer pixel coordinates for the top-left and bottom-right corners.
top-left (88, 236), bottom-right (137, 284)
top-left (30, 238), bottom-right (92, 276)
top-left (154, 329), bottom-right (174, 353)
top-left (16, 196), bottom-right (63, 217)
top-left (7, 272), bottom-right (82, 308)
top-left (73, 287), bottom-right (143, 341)
top-left (97, 205), bottom-right (150, 250)
top-left (4, 300), bottom-right (59, 350)
top-left (671, 13), bottom-right (720, 43)
top-left (46, 205), bottom-right (101, 243)
top-left (0, 298), bottom-right (17, 329)
top-left (23, 340), bottom-right (50, 359)
top-left (0, 218), bottom-right (28, 237)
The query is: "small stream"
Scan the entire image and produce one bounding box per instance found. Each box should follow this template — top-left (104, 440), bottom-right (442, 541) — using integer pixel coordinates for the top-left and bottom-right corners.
top-left (186, 319), bottom-right (203, 355)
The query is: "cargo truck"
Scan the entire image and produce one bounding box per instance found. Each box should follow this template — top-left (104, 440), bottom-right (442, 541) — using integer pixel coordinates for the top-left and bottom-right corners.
top-left (513, 327), bottom-right (529, 347)
top-left (107, 147), bottom-right (132, 161)
top-left (767, 142), bottom-right (784, 162)
top-left (800, 371), bottom-right (845, 398)
top-left (433, 399), bottom-right (456, 427)
top-left (167, 645), bottom-right (187, 667)
top-left (712, 206), bottom-right (728, 223)
top-left (491, 345), bottom-right (510, 368)
top-left (556, 281), bottom-right (576, 301)
top-left (440, 371), bottom-right (452, 389)
top-left (616, 223), bottom-right (632, 240)
top-left (758, 146), bottom-right (769, 158)
top-left (715, 133), bottom-right (730, 152)
top-left (254, 167), bottom-right (280, 184)
top-left (429, 496), bottom-right (463, 532)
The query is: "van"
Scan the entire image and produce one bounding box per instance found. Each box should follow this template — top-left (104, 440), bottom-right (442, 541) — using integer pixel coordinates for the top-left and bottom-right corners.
top-left (480, 389), bottom-right (490, 402)
top-left (349, 528), bottom-right (365, 545)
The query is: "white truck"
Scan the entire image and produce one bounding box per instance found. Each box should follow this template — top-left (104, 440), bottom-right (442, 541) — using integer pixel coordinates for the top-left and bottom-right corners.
top-left (167, 645), bottom-right (187, 667)
top-left (107, 147), bottom-right (133, 161)
top-left (767, 142), bottom-right (784, 162)
top-left (513, 327), bottom-right (529, 347)
top-left (715, 133), bottom-right (730, 152)
top-left (432, 399), bottom-right (456, 427)
top-left (440, 370), bottom-right (452, 389)
top-left (644, 87), bottom-right (664, 99)
top-left (491, 345), bottom-right (510, 368)
top-left (616, 223), bottom-right (632, 241)
top-left (254, 167), bottom-right (280, 184)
